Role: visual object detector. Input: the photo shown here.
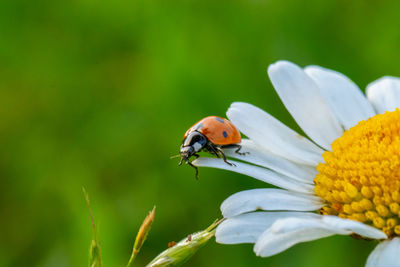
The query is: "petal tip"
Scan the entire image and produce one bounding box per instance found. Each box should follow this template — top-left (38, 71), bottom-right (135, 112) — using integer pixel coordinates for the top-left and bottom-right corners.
top-left (267, 60), bottom-right (297, 75)
top-left (367, 76), bottom-right (400, 90)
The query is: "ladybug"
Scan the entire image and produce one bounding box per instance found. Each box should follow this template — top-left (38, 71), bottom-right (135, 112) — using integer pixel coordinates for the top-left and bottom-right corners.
top-left (178, 116), bottom-right (248, 178)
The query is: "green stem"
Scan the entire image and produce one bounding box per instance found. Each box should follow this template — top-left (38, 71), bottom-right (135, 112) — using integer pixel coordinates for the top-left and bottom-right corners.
top-left (126, 250), bottom-right (138, 267)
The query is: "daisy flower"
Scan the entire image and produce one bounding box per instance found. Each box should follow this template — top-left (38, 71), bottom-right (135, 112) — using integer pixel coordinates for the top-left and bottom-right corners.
top-left (193, 60), bottom-right (400, 266)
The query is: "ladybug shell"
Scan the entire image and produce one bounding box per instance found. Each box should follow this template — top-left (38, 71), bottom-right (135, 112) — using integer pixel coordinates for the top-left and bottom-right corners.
top-left (183, 116), bottom-right (241, 145)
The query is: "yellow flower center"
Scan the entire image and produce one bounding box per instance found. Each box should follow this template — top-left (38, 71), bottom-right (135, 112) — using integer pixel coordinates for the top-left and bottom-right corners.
top-left (314, 109), bottom-right (400, 237)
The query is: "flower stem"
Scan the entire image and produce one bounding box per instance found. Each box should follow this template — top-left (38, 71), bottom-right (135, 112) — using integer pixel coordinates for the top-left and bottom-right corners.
top-left (83, 187), bottom-right (102, 267)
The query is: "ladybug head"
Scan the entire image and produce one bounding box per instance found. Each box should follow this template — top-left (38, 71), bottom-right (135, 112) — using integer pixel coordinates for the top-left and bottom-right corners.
top-left (179, 146), bottom-right (194, 161)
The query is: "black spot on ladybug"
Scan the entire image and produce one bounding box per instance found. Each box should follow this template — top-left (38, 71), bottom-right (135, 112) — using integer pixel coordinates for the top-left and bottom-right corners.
top-left (215, 117), bottom-right (225, 123)
top-left (223, 131), bottom-right (228, 138)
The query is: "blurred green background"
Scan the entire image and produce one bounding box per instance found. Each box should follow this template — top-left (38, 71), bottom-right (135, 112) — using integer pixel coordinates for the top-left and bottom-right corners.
top-left (1, 0), bottom-right (400, 266)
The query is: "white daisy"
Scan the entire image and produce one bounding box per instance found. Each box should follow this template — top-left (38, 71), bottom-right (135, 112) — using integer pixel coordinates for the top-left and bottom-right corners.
top-left (193, 60), bottom-right (400, 266)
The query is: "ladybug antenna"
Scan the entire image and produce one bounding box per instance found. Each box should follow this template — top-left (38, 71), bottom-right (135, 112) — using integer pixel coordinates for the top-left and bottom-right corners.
top-left (170, 154), bottom-right (181, 159)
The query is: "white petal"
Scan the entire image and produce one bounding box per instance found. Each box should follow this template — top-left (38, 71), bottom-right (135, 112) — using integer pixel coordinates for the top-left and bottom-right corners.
top-left (304, 65), bottom-right (375, 130)
top-left (254, 217), bottom-right (335, 257)
top-left (215, 211), bottom-right (319, 244)
top-left (193, 157), bottom-right (314, 194)
top-left (221, 188), bottom-right (324, 218)
top-left (268, 61), bottom-right (343, 150)
top-left (224, 139), bottom-right (317, 184)
top-left (321, 215), bottom-right (386, 240)
top-left (254, 215), bottom-right (386, 257)
top-left (367, 76), bottom-right (400, 114)
top-left (227, 102), bottom-right (323, 166)
top-left (366, 238), bottom-right (400, 267)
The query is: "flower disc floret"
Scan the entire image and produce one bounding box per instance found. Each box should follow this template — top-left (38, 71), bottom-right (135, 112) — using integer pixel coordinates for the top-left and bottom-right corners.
top-left (315, 109), bottom-right (400, 237)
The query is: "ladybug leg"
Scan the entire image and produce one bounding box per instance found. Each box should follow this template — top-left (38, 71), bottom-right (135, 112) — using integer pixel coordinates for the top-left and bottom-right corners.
top-left (234, 145), bottom-right (249, 156)
top-left (222, 144), bottom-right (249, 155)
top-left (207, 144), bottom-right (221, 158)
top-left (216, 146), bottom-right (236, 167)
top-left (207, 144), bottom-right (235, 166)
top-left (187, 160), bottom-right (199, 179)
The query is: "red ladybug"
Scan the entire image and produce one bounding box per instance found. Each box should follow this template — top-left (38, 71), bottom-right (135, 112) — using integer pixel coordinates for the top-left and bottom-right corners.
top-left (178, 116), bottom-right (247, 178)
